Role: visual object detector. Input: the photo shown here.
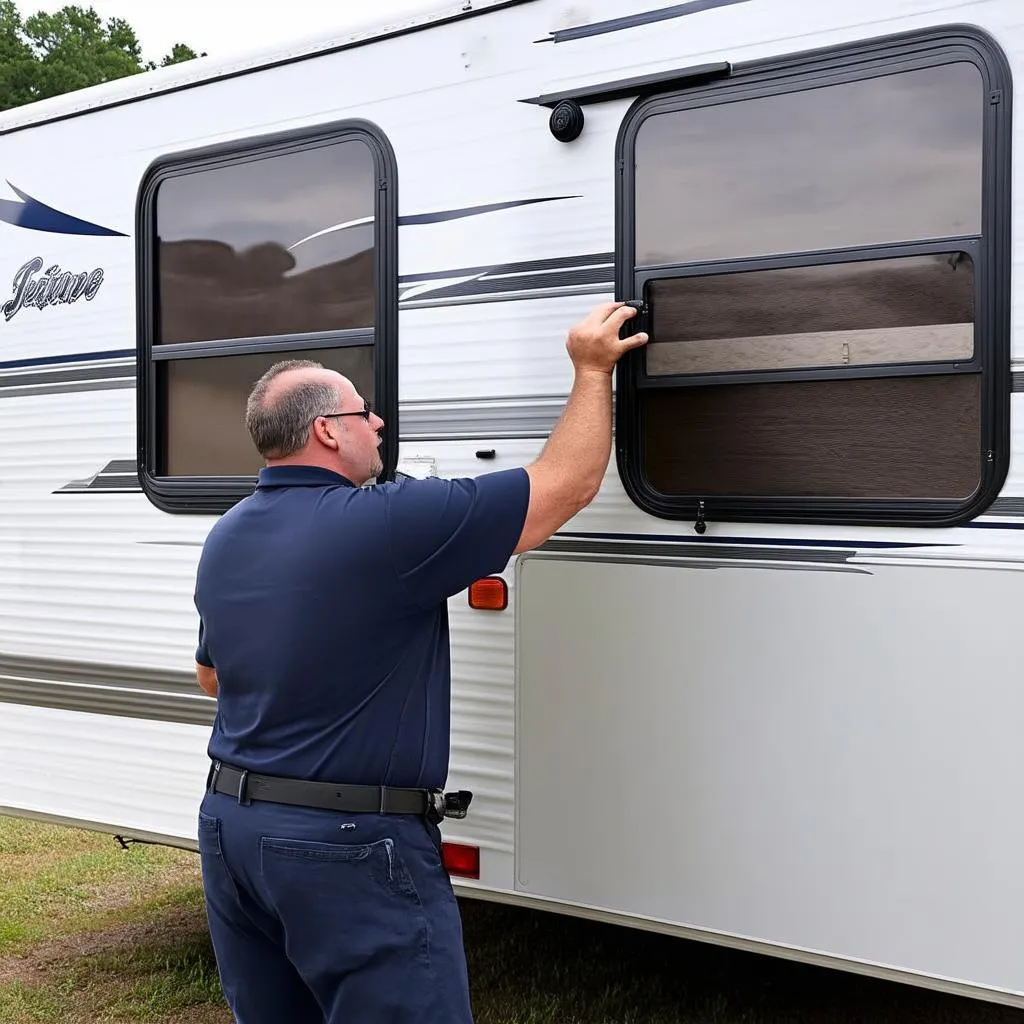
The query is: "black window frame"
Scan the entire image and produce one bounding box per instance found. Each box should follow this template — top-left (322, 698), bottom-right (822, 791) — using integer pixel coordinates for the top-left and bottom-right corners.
top-left (136, 118), bottom-right (398, 515)
top-left (614, 26), bottom-right (1012, 528)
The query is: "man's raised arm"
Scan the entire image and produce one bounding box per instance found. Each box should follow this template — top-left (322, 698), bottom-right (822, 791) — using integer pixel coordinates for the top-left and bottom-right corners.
top-left (515, 303), bottom-right (647, 554)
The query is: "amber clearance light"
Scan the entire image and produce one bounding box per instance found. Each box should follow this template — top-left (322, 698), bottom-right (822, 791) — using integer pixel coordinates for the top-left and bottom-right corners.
top-left (468, 576), bottom-right (508, 611)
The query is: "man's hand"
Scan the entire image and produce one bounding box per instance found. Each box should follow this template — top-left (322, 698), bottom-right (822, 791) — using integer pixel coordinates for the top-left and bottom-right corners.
top-left (566, 302), bottom-right (648, 375)
top-left (196, 662), bottom-right (219, 698)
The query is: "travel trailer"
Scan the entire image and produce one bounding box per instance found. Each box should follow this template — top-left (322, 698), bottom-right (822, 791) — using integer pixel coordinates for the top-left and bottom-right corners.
top-left (2, 0), bottom-right (1023, 1007)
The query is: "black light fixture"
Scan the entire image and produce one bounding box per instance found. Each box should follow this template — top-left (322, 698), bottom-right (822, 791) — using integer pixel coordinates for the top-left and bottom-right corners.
top-left (548, 99), bottom-right (584, 142)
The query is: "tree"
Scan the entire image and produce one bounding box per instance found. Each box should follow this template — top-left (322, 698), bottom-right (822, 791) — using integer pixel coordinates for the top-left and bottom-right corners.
top-left (0, 2), bottom-right (200, 111)
top-left (155, 42), bottom-right (199, 69)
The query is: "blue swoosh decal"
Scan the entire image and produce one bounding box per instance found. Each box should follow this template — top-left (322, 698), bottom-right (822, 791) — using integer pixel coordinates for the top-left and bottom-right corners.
top-left (0, 190), bottom-right (567, 238)
top-left (0, 182), bottom-right (126, 237)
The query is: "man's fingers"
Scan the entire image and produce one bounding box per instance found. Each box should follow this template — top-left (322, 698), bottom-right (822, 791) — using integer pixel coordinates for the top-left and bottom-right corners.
top-left (587, 301), bottom-right (625, 325)
top-left (618, 331), bottom-right (649, 351)
top-left (574, 302), bottom-right (635, 336)
top-left (606, 304), bottom-right (637, 328)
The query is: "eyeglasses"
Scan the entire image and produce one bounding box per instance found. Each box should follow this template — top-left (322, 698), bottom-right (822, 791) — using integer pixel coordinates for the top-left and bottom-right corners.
top-left (318, 399), bottom-right (373, 424)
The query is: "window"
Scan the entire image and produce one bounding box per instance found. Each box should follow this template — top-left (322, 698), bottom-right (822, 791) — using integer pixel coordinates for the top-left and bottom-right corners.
top-left (137, 121), bottom-right (397, 513)
top-left (615, 29), bottom-right (1011, 527)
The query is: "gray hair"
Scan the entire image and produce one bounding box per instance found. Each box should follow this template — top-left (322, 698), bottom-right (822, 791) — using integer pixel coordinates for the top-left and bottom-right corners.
top-left (245, 360), bottom-right (338, 458)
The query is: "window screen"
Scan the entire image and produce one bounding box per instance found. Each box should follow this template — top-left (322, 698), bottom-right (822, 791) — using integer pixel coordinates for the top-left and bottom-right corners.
top-left (162, 346), bottom-right (374, 477)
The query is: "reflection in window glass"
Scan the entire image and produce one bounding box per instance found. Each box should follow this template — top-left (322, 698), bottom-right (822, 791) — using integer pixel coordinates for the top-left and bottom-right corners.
top-left (635, 63), bottom-right (983, 266)
top-left (157, 140), bottom-right (376, 344)
top-left (163, 346), bottom-right (374, 476)
top-left (646, 253), bottom-right (974, 375)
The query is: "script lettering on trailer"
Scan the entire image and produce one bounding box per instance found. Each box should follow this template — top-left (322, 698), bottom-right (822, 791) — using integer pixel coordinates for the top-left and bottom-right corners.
top-left (2, 257), bottom-right (105, 322)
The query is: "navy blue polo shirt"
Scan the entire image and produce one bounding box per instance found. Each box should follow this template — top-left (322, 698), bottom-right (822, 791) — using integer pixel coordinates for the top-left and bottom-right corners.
top-left (193, 465), bottom-right (529, 790)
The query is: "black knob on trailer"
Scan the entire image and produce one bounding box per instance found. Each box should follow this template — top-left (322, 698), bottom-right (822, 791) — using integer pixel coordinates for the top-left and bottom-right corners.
top-left (549, 100), bottom-right (584, 142)
top-left (694, 499), bottom-right (707, 535)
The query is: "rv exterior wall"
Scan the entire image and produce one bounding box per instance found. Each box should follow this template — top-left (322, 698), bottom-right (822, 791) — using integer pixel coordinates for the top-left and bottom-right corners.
top-left (0, 0), bottom-right (1022, 1007)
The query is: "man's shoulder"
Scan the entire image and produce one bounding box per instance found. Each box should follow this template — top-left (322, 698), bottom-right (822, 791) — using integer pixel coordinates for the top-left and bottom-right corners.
top-left (381, 467), bottom-right (528, 501)
top-left (384, 468), bottom-right (529, 603)
top-left (383, 468), bottom-right (529, 539)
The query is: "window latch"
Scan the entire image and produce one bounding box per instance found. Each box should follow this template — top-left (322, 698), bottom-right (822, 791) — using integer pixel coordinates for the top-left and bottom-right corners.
top-left (623, 299), bottom-right (649, 338)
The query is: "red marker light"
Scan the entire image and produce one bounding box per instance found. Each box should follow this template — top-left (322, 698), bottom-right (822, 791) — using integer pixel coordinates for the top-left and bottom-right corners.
top-left (442, 842), bottom-right (480, 879)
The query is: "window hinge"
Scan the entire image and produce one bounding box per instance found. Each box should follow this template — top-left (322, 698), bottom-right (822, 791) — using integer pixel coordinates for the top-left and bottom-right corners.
top-left (990, 90), bottom-right (1002, 105)
top-left (378, 178), bottom-right (389, 191)
top-left (694, 498), bottom-right (707, 535)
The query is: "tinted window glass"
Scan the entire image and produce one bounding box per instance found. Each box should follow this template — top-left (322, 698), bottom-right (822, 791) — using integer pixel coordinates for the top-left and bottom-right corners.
top-left (162, 346), bottom-right (374, 476)
top-left (646, 253), bottom-right (974, 375)
top-left (635, 63), bottom-right (983, 266)
top-left (157, 140), bottom-right (376, 344)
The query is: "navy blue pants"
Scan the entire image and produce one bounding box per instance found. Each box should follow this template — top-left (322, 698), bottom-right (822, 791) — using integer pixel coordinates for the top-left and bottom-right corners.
top-left (197, 790), bottom-right (474, 1023)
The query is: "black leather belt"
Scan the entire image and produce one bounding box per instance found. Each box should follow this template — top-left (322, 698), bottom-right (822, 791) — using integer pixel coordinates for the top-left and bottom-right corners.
top-left (208, 761), bottom-right (439, 818)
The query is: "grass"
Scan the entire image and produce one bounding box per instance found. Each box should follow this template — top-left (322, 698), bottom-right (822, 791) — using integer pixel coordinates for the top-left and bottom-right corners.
top-left (464, 903), bottom-right (1024, 1024)
top-left (0, 819), bottom-right (202, 952)
top-left (2, 815), bottom-right (1024, 1023)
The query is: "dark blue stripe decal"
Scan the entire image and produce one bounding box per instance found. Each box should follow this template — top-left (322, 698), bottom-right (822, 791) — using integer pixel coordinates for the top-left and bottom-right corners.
top-left (545, 0), bottom-right (752, 43)
top-left (399, 196), bottom-right (578, 226)
top-left (399, 252), bottom-right (613, 286)
top-left (401, 265), bottom-right (612, 302)
top-left (555, 531), bottom-right (957, 550)
top-left (0, 348), bottom-right (132, 371)
top-left (960, 521), bottom-right (1024, 530)
top-left (0, 182), bottom-right (126, 237)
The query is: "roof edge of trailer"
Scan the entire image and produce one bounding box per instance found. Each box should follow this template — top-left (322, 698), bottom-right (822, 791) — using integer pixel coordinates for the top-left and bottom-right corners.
top-left (0, 0), bottom-right (536, 137)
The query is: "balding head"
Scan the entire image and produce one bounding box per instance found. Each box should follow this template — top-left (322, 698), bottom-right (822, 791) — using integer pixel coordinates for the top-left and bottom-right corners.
top-left (244, 360), bottom-right (385, 484)
top-left (246, 360), bottom-right (347, 459)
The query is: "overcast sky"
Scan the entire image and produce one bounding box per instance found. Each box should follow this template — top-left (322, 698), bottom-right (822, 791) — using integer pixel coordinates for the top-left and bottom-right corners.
top-left (31, 0), bottom-right (439, 64)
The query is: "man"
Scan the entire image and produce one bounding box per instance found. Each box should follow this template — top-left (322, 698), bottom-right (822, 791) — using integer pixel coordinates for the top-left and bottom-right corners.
top-left (193, 302), bottom-right (647, 1023)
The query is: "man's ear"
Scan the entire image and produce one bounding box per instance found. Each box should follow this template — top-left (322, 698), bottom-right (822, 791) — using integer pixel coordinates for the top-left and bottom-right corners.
top-left (311, 417), bottom-right (338, 449)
